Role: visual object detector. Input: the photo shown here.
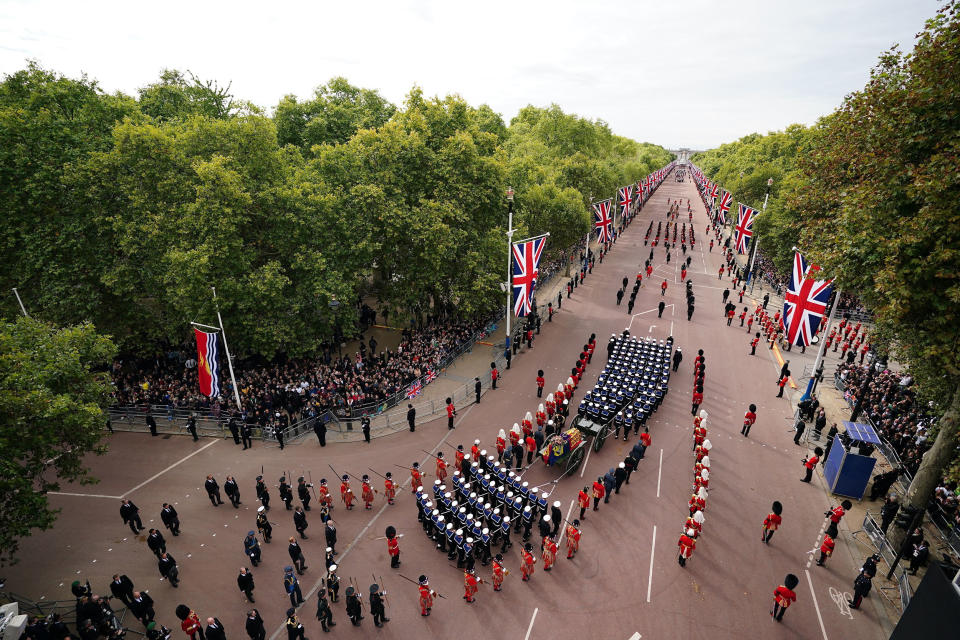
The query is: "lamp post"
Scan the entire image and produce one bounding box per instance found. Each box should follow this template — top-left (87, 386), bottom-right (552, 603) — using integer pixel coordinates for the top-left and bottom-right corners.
top-left (748, 177), bottom-right (774, 293)
top-left (329, 296), bottom-right (341, 355)
top-left (505, 187), bottom-right (515, 365)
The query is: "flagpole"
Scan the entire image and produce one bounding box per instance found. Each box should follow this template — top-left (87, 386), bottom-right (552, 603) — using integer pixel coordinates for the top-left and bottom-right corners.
top-left (800, 286), bottom-right (841, 403)
top-left (748, 178), bottom-right (774, 293)
top-left (11, 288), bottom-right (29, 318)
top-left (211, 286), bottom-right (243, 411)
top-left (505, 188), bottom-right (514, 360)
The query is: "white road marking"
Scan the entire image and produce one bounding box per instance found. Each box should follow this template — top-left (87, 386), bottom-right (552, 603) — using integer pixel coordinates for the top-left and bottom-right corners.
top-left (656, 448), bottom-right (663, 498)
top-left (646, 525), bottom-right (656, 603)
top-left (123, 439), bottom-right (219, 497)
top-left (828, 586), bottom-right (854, 619)
top-left (565, 498), bottom-right (576, 526)
top-left (524, 607), bottom-right (539, 640)
top-left (628, 633), bottom-right (642, 640)
top-left (805, 569), bottom-right (830, 640)
top-left (579, 442), bottom-right (593, 478)
top-left (48, 491), bottom-right (122, 499)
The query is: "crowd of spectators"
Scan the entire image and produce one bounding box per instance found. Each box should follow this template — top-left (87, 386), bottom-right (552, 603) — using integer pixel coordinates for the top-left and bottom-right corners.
top-left (111, 313), bottom-right (489, 428)
top-left (835, 362), bottom-right (958, 531)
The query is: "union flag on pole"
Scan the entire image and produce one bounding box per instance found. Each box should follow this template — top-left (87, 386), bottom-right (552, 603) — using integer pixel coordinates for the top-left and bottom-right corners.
top-left (717, 190), bottom-right (733, 225)
top-left (709, 182), bottom-right (720, 203)
top-left (193, 328), bottom-right (220, 397)
top-left (512, 235), bottom-right (546, 317)
top-left (783, 252), bottom-right (834, 347)
top-left (617, 185), bottom-right (633, 218)
top-left (405, 380), bottom-right (423, 399)
top-left (734, 204), bottom-right (757, 254)
top-left (593, 199), bottom-right (613, 243)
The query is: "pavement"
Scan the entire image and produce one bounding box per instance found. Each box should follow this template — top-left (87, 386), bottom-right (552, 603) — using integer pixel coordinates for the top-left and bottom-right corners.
top-left (10, 175), bottom-right (894, 640)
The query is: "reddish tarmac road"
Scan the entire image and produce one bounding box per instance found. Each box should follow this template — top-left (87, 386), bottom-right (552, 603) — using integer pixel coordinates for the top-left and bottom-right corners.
top-left (11, 176), bottom-right (889, 640)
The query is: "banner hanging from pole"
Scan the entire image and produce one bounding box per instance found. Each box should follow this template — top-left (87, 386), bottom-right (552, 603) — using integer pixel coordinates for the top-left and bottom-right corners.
top-left (734, 203), bottom-right (757, 254)
top-left (592, 199), bottom-right (613, 243)
top-left (512, 234), bottom-right (547, 317)
top-left (784, 252), bottom-right (834, 347)
top-left (194, 328), bottom-right (221, 397)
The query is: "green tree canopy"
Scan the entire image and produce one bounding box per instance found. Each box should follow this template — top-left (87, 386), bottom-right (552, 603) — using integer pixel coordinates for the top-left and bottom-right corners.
top-left (792, 2), bottom-right (960, 514)
top-left (0, 317), bottom-right (116, 566)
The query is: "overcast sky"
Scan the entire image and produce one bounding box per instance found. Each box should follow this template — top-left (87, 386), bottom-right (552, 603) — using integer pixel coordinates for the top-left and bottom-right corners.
top-left (0, 0), bottom-right (938, 149)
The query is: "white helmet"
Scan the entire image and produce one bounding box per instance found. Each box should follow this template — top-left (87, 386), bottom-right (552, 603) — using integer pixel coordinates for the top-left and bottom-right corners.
top-left (512, 423), bottom-right (521, 435)
top-left (686, 529), bottom-right (695, 537)
top-left (697, 487), bottom-right (708, 500)
top-left (525, 411), bottom-right (533, 422)
top-left (566, 377), bottom-right (574, 387)
top-left (538, 403), bottom-right (545, 413)
top-left (699, 409), bottom-right (709, 420)
top-left (557, 383), bottom-right (565, 392)
top-left (693, 510), bottom-right (705, 524)
top-left (700, 455), bottom-right (710, 467)
top-left (546, 393), bottom-right (555, 403)
top-left (702, 439), bottom-right (712, 451)
top-left (700, 469), bottom-right (709, 480)
top-left (498, 428), bottom-right (506, 439)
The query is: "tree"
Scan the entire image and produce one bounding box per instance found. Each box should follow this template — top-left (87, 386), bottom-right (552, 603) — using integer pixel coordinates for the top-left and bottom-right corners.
top-left (792, 2), bottom-right (960, 518)
top-left (0, 317), bottom-right (116, 565)
top-left (138, 69), bottom-right (241, 121)
top-left (274, 77), bottom-right (396, 150)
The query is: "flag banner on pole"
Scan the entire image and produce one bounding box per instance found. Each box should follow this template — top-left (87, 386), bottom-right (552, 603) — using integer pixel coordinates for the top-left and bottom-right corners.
top-left (406, 380), bottom-right (423, 399)
top-left (593, 199), bottom-right (614, 243)
top-left (734, 203), bottom-right (757, 254)
top-left (717, 190), bottom-right (733, 225)
top-left (193, 328), bottom-right (220, 397)
top-left (784, 252), bottom-right (834, 347)
top-left (709, 182), bottom-right (720, 204)
top-left (636, 180), bottom-right (644, 205)
top-left (512, 234), bottom-right (547, 317)
top-left (617, 184), bottom-right (633, 218)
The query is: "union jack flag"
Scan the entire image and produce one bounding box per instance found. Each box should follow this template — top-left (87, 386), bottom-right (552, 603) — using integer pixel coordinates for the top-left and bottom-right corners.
top-left (709, 182), bottom-right (720, 203)
top-left (783, 252), bottom-right (834, 347)
top-left (426, 369), bottom-right (437, 383)
top-left (405, 380), bottom-right (423, 399)
top-left (617, 185), bottom-right (633, 218)
top-left (593, 199), bottom-right (613, 243)
top-left (734, 204), bottom-right (756, 254)
top-left (512, 235), bottom-right (546, 317)
top-left (717, 190), bottom-right (733, 224)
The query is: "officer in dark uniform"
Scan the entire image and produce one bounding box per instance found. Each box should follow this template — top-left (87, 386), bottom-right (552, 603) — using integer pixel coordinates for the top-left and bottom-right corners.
top-left (186, 416), bottom-right (198, 441)
top-left (326, 565), bottom-right (340, 603)
top-left (314, 418), bottom-right (327, 446)
top-left (368, 584), bottom-right (389, 627)
top-left (361, 416), bottom-right (371, 443)
top-left (240, 421), bottom-right (253, 450)
top-left (256, 476), bottom-right (270, 510)
top-left (205, 476), bottom-right (224, 506)
top-left (297, 477), bottom-right (313, 510)
top-left (344, 587), bottom-right (362, 626)
top-left (284, 609), bottom-right (304, 640)
top-left (278, 477), bottom-right (294, 510)
top-left (293, 507), bottom-right (309, 539)
top-left (146, 415), bottom-right (158, 437)
top-left (228, 418), bottom-right (241, 445)
top-left (315, 590), bottom-right (335, 632)
top-left (256, 507), bottom-right (272, 542)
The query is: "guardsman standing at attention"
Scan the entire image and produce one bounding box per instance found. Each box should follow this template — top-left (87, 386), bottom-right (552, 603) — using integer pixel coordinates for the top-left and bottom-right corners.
top-left (361, 475), bottom-right (375, 510)
top-left (521, 542), bottom-right (537, 581)
top-left (491, 362), bottom-right (499, 389)
top-left (536, 370), bottom-right (545, 397)
top-left (815, 533), bottom-right (835, 567)
top-left (340, 475), bottom-right (355, 510)
top-left (418, 575), bottom-right (436, 617)
top-left (762, 501), bottom-right (783, 544)
top-left (385, 526), bottom-right (401, 568)
top-left (317, 479), bottom-right (333, 509)
top-left (435, 452), bottom-right (448, 483)
top-left (578, 487), bottom-right (590, 520)
top-left (384, 472), bottom-right (396, 505)
top-left (771, 574), bottom-right (799, 622)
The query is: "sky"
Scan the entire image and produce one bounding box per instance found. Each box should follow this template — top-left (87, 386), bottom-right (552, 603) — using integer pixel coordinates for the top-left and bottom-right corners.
top-left (0, 0), bottom-right (940, 149)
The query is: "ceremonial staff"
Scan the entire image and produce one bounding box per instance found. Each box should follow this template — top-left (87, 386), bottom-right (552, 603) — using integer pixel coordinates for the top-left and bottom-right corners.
top-left (397, 574), bottom-right (446, 598)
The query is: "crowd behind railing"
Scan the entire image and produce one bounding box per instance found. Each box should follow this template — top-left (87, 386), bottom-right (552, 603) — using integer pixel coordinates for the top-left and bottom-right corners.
top-left (834, 362), bottom-right (958, 533)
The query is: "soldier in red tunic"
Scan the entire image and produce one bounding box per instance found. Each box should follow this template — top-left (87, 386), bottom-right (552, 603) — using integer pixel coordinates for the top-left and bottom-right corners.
top-left (741, 404), bottom-right (757, 437)
top-left (454, 445), bottom-right (465, 469)
top-left (521, 413), bottom-right (534, 437)
top-left (385, 525), bottom-right (401, 568)
top-left (361, 475), bottom-right (375, 510)
top-left (520, 543), bottom-right (536, 581)
top-left (463, 568), bottom-right (481, 603)
top-left (490, 362), bottom-right (499, 390)
top-left (815, 533), bottom-right (835, 566)
top-left (577, 488), bottom-right (590, 520)
top-left (536, 404), bottom-right (546, 428)
top-left (417, 575), bottom-right (435, 616)
top-left (824, 499), bottom-right (852, 538)
top-left (591, 479), bottom-right (605, 511)
top-left (771, 574), bottom-right (798, 622)
top-left (762, 501), bottom-right (782, 544)
top-left (542, 536), bottom-right (558, 571)
top-left (536, 370), bottom-right (545, 397)
top-left (383, 472), bottom-right (396, 505)
top-left (410, 463), bottom-right (423, 494)
top-left (317, 479), bottom-right (333, 508)
top-left (435, 452), bottom-right (448, 483)
top-left (491, 554), bottom-right (508, 591)
top-left (340, 475), bottom-right (354, 510)
top-left (544, 393), bottom-right (555, 417)
top-left (677, 529), bottom-right (696, 567)
top-left (564, 520), bottom-right (581, 559)
top-left (496, 429), bottom-right (507, 462)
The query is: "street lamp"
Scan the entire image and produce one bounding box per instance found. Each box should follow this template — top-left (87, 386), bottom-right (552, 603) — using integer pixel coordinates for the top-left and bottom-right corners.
top-left (748, 177), bottom-right (774, 293)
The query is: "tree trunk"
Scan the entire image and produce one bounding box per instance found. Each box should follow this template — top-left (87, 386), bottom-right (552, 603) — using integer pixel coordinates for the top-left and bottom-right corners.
top-left (899, 388), bottom-right (959, 538)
